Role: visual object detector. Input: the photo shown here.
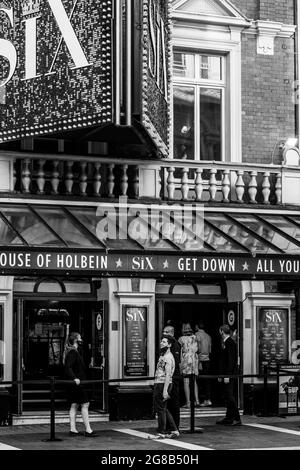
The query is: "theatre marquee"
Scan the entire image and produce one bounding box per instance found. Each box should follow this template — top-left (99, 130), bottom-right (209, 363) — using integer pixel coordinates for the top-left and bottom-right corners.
top-left (0, 0), bottom-right (112, 142)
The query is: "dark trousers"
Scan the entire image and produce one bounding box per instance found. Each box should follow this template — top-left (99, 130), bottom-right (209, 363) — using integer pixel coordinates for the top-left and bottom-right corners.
top-left (224, 379), bottom-right (240, 421)
top-left (167, 378), bottom-right (180, 429)
top-left (153, 383), bottom-right (177, 434)
top-left (198, 361), bottom-right (211, 400)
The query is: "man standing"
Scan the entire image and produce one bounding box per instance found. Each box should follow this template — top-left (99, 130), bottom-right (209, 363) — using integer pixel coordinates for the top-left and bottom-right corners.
top-left (195, 322), bottom-right (212, 407)
top-left (163, 325), bottom-right (181, 429)
top-left (151, 335), bottom-right (179, 439)
top-left (216, 324), bottom-right (241, 426)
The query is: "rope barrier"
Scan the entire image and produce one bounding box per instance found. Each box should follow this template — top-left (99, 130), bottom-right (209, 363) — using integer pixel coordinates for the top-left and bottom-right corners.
top-left (1, 365), bottom-right (299, 440)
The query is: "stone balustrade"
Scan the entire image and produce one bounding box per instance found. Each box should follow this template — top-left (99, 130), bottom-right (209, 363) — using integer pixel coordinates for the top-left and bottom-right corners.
top-left (160, 161), bottom-right (284, 205)
top-left (13, 155), bottom-right (140, 199)
top-left (3, 152), bottom-right (299, 205)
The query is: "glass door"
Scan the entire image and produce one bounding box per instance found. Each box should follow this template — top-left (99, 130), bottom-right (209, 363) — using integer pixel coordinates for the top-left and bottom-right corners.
top-left (90, 301), bottom-right (108, 411)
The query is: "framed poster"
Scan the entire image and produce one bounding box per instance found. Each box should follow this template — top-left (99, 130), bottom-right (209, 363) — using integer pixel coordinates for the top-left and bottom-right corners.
top-left (0, 304), bottom-right (3, 380)
top-left (257, 307), bottom-right (289, 375)
top-left (123, 306), bottom-right (148, 377)
top-left (278, 365), bottom-right (300, 415)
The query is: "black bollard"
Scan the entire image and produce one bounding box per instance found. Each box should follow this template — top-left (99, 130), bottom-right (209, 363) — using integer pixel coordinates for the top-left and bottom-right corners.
top-left (189, 374), bottom-right (195, 433)
top-left (43, 377), bottom-right (63, 442)
top-left (276, 363), bottom-right (280, 416)
top-left (263, 365), bottom-right (268, 417)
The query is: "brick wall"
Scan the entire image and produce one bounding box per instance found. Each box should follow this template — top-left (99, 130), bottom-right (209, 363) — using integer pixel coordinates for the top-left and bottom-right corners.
top-left (241, 34), bottom-right (296, 164)
top-left (231, 0), bottom-right (259, 19)
top-left (229, 0), bottom-right (297, 164)
top-left (231, 0), bottom-right (295, 23)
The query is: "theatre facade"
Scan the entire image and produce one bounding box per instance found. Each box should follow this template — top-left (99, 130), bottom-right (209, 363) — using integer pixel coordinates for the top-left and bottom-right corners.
top-left (0, 0), bottom-right (300, 420)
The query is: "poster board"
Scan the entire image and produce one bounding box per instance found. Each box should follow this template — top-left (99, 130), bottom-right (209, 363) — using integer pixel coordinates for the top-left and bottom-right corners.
top-left (0, 304), bottom-right (3, 380)
top-left (278, 365), bottom-right (300, 415)
top-left (123, 306), bottom-right (148, 377)
top-left (257, 307), bottom-right (289, 374)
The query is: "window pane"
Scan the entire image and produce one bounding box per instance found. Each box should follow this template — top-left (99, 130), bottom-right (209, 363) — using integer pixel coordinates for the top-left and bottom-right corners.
top-left (231, 214), bottom-right (300, 254)
top-left (0, 216), bottom-right (24, 245)
top-left (200, 55), bottom-right (222, 81)
top-left (173, 52), bottom-right (195, 78)
top-left (33, 207), bottom-right (99, 247)
top-left (0, 206), bottom-right (63, 246)
top-left (200, 88), bottom-right (221, 161)
top-left (206, 213), bottom-right (279, 254)
top-left (173, 86), bottom-right (195, 159)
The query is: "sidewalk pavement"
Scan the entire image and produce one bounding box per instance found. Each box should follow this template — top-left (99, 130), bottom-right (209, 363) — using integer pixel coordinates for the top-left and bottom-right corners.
top-left (0, 414), bottom-right (300, 451)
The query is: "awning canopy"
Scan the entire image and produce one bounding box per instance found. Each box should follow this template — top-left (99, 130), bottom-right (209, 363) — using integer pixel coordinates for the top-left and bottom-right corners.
top-left (0, 202), bottom-right (300, 277)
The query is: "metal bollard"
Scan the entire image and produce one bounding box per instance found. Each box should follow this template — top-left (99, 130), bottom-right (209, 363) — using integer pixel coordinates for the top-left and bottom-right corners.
top-left (276, 363), bottom-right (280, 416)
top-left (263, 365), bottom-right (268, 417)
top-left (189, 374), bottom-right (195, 433)
top-left (43, 377), bottom-right (63, 442)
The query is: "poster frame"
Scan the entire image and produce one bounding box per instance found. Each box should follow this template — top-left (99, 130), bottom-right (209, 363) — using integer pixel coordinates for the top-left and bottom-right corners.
top-left (256, 306), bottom-right (291, 376)
top-left (122, 304), bottom-right (148, 378)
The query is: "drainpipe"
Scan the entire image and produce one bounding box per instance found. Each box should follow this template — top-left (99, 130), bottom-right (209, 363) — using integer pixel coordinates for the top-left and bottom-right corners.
top-left (295, 0), bottom-right (300, 144)
top-left (295, 1), bottom-right (300, 340)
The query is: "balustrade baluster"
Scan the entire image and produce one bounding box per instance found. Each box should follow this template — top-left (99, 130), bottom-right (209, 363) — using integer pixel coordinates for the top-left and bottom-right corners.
top-left (65, 161), bottom-right (74, 195)
top-left (133, 165), bottom-right (139, 199)
top-left (107, 164), bottom-right (115, 198)
top-left (275, 172), bottom-right (282, 205)
top-left (93, 162), bottom-right (102, 197)
top-left (36, 159), bottom-right (46, 195)
top-left (181, 167), bottom-right (189, 201)
top-left (158, 168), bottom-right (162, 199)
top-left (13, 161), bottom-right (17, 192)
top-left (248, 171), bottom-right (258, 204)
top-left (262, 172), bottom-right (271, 204)
top-left (221, 169), bottom-right (230, 203)
top-left (167, 167), bottom-right (175, 200)
top-left (195, 168), bottom-right (203, 202)
top-left (209, 168), bottom-right (217, 201)
top-left (22, 158), bottom-right (31, 194)
top-left (79, 162), bottom-right (88, 196)
top-left (51, 160), bottom-right (60, 195)
top-left (120, 164), bottom-right (128, 196)
top-left (235, 170), bottom-right (245, 203)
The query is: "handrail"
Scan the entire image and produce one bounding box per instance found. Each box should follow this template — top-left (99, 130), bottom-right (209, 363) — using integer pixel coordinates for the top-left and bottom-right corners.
top-left (4, 149), bottom-right (298, 172)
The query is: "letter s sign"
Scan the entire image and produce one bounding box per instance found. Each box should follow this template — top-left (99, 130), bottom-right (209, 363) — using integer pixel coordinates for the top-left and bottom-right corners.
top-left (291, 340), bottom-right (300, 365)
top-left (0, 7), bottom-right (17, 87)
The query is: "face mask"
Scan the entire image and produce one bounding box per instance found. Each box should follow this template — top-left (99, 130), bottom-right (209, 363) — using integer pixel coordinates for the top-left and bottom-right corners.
top-left (160, 346), bottom-right (168, 355)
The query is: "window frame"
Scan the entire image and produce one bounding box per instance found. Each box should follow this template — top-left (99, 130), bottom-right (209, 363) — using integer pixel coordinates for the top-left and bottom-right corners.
top-left (171, 33), bottom-right (243, 163)
top-left (173, 50), bottom-right (226, 162)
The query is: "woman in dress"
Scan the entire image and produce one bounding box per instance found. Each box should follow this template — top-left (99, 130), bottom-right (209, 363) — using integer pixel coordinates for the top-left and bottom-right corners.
top-left (63, 332), bottom-right (96, 437)
top-left (178, 323), bottom-right (200, 408)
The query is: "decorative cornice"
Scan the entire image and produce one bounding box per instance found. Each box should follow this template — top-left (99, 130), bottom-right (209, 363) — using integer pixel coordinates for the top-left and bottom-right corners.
top-left (171, 11), bottom-right (251, 28)
top-left (246, 20), bottom-right (296, 38)
top-left (246, 20), bottom-right (296, 55)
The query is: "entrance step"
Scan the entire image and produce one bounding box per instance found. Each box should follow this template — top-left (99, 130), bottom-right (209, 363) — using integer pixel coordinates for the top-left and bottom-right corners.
top-left (180, 407), bottom-right (235, 418)
top-left (12, 410), bottom-right (109, 426)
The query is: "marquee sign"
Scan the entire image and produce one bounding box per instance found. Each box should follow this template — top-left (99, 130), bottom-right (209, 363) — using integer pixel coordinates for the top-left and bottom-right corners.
top-left (0, 0), bottom-right (112, 142)
top-left (140, 0), bottom-right (171, 156)
top-left (2, 251), bottom-right (300, 277)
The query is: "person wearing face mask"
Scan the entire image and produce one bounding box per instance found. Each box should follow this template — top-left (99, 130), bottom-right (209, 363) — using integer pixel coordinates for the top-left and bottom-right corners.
top-left (162, 324), bottom-right (181, 430)
top-left (150, 335), bottom-right (179, 439)
top-left (63, 332), bottom-right (96, 437)
top-left (216, 324), bottom-right (241, 426)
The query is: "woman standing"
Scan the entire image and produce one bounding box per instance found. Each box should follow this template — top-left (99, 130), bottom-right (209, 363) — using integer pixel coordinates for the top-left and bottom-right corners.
top-left (178, 323), bottom-right (200, 408)
top-left (63, 332), bottom-right (96, 437)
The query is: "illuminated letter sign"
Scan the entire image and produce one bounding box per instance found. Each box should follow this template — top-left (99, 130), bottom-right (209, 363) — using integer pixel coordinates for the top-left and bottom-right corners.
top-left (0, 6), bottom-right (17, 87)
top-left (0, 0), bottom-right (113, 142)
top-left (141, 0), bottom-right (171, 157)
